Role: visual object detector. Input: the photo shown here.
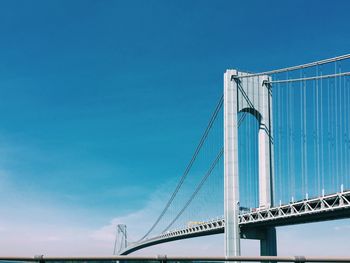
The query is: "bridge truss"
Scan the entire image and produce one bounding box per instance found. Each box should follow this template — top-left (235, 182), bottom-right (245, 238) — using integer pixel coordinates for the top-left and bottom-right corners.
top-left (121, 189), bottom-right (350, 254)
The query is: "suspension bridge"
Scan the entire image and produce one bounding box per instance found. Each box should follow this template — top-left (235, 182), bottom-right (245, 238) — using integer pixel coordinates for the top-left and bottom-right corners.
top-left (114, 54), bottom-right (350, 257)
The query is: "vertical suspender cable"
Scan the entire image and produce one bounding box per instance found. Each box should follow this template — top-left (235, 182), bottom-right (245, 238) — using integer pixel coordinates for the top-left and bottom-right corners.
top-left (339, 63), bottom-right (343, 187)
top-left (316, 65), bottom-right (320, 195)
top-left (335, 62), bottom-right (339, 189)
top-left (303, 72), bottom-right (308, 195)
top-left (320, 66), bottom-right (324, 192)
top-left (300, 70), bottom-right (305, 197)
top-left (346, 77), bottom-right (348, 186)
top-left (247, 77), bottom-right (250, 208)
top-left (347, 77), bottom-right (350, 187)
top-left (277, 83), bottom-right (284, 204)
top-left (327, 77), bottom-right (332, 193)
top-left (291, 72), bottom-right (295, 199)
top-left (248, 77), bottom-right (252, 208)
top-left (332, 74), bottom-right (335, 191)
top-left (348, 77), bottom-right (350, 187)
top-left (257, 75), bottom-right (260, 205)
top-left (246, 77), bottom-right (250, 208)
top-left (313, 71), bottom-right (317, 196)
top-left (287, 72), bottom-right (291, 200)
top-left (254, 77), bottom-right (257, 207)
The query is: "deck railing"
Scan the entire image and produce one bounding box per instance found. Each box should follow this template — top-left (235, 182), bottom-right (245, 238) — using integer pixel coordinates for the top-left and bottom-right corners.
top-left (1, 255), bottom-right (350, 263)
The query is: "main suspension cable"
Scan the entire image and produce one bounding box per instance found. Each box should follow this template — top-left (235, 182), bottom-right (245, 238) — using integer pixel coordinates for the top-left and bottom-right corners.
top-left (162, 109), bottom-right (249, 232)
top-left (162, 148), bottom-right (224, 233)
top-left (138, 94), bottom-right (224, 241)
top-left (236, 54), bottom-right (350, 79)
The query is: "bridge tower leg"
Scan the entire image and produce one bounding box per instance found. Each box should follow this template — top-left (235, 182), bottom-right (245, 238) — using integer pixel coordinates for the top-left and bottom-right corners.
top-left (224, 69), bottom-right (240, 257)
top-left (224, 70), bottom-right (276, 257)
top-left (258, 81), bottom-right (277, 257)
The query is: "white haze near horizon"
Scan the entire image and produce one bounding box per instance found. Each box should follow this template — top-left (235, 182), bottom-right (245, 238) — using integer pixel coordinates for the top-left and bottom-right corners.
top-left (1, 172), bottom-right (350, 257)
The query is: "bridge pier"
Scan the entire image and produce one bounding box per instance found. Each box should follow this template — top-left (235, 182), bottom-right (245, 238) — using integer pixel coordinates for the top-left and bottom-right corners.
top-left (260, 227), bottom-right (277, 256)
top-left (241, 227), bottom-right (277, 257)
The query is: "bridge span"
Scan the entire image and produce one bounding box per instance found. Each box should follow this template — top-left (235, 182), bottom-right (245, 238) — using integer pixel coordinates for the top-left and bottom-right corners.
top-left (121, 189), bottom-right (350, 254)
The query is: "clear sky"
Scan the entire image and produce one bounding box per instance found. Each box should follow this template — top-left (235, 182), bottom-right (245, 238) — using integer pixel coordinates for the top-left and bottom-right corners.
top-left (0, 0), bottom-right (350, 256)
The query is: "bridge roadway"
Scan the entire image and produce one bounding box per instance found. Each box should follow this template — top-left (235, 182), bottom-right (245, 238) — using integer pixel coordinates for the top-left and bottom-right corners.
top-left (121, 189), bottom-right (350, 254)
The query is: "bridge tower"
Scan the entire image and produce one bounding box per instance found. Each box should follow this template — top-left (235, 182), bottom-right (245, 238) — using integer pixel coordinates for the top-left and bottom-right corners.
top-left (224, 70), bottom-right (276, 257)
top-left (113, 224), bottom-right (128, 255)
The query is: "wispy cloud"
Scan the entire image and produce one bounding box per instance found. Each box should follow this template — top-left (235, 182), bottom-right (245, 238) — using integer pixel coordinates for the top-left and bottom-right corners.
top-left (334, 224), bottom-right (350, 231)
top-left (1, 139), bottom-right (350, 257)
top-left (2, 168), bottom-right (350, 257)
top-left (90, 186), bottom-right (169, 244)
top-left (0, 168), bottom-right (172, 256)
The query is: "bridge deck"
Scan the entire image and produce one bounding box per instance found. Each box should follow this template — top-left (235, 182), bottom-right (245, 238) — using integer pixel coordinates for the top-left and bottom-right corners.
top-left (121, 190), bottom-right (350, 254)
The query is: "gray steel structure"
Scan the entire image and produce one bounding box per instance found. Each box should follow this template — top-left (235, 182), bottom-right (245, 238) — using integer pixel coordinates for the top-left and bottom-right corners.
top-left (120, 190), bottom-right (350, 255)
top-left (119, 70), bottom-right (277, 257)
top-left (224, 69), bottom-right (275, 257)
top-left (114, 224), bottom-right (127, 255)
top-left (117, 54), bottom-right (350, 257)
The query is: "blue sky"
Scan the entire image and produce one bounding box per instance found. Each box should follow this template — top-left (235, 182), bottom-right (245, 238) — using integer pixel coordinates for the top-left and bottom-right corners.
top-left (0, 0), bottom-right (350, 256)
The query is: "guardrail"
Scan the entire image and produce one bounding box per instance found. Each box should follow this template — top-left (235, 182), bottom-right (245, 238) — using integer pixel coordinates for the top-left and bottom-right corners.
top-left (1, 255), bottom-right (350, 262)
